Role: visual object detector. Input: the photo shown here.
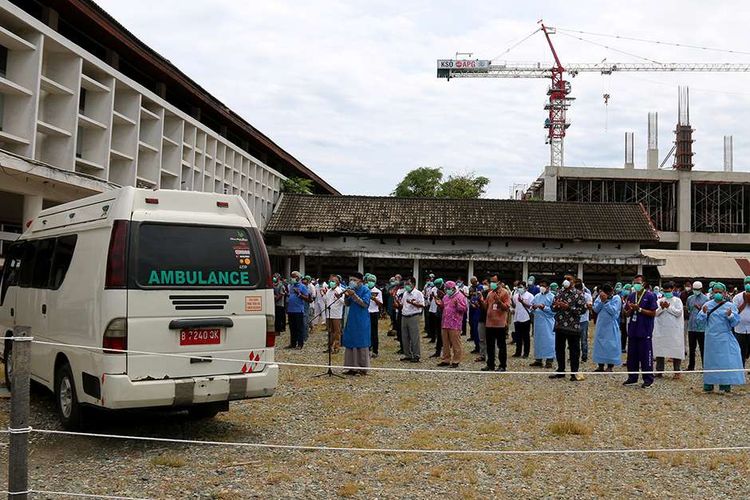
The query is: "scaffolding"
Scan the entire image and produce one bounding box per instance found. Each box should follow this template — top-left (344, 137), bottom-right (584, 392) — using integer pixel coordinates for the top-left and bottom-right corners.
top-left (692, 182), bottom-right (749, 234)
top-left (557, 178), bottom-right (678, 231)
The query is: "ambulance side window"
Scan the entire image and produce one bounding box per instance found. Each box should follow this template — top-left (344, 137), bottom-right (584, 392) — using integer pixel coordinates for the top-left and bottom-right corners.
top-left (0, 242), bottom-right (23, 305)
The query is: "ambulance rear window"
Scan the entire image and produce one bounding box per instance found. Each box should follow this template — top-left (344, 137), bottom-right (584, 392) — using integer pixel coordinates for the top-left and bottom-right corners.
top-left (133, 223), bottom-right (261, 288)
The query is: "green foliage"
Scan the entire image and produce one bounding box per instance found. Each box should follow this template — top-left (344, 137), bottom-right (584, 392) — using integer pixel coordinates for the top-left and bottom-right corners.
top-left (392, 167), bottom-right (490, 199)
top-left (438, 173), bottom-right (490, 199)
top-left (281, 176), bottom-right (314, 194)
top-left (391, 167), bottom-right (443, 197)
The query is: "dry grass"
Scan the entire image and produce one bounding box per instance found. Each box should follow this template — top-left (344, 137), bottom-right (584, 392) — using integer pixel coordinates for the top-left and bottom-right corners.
top-left (150, 453), bottom-right (186, 468)
top-left (548, 419), bottom-right (593, 437)
top-left (337, 482), bottom-right (360, 497)
top-left (521, 458), bottom-right (539, 478)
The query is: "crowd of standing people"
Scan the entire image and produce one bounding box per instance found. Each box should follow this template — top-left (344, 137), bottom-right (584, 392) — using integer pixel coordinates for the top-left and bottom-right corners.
top-left (272, 269), bottom-right (750, 391)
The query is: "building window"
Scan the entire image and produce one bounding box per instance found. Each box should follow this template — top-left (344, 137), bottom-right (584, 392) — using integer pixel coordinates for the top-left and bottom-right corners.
top-left (0, 46), bottom-right (7, 78)
top-left (79, 88), bottom-right (87, 114)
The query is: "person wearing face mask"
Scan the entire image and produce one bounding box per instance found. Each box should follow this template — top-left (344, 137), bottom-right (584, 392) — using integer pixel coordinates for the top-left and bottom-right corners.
top-left (731, 276), bottom-right (750, 366)
top-left (481, 275), bottom-right (511, 371)
top-left (530, 280), bottom-right (556, 368)
top-left (619, 283), bottom-right (633, 355)
top-left (653, 282), bottom-right (685, 379)
top-left (323, 275), bottom-right (345, 354)
top-left (468, 276), bottom-right (482, 354)
top-left (341, 273), bottom-right (372, 375)
top-left (367, 274), bottom-right (383, 358)
top-left (273, 273), bottom-right (288, 336)
top-left (527, 276), bottom-right (540, 296)
top-left (430, 278), bottom-right (447, 358)
top-left (386, 276), bottom-right (401, 336)
top-left (512, 281), bottom-right (534, 358)
top-left (685, 281), bottom-right (708, 371)
top-left (549, 282), bottom-right (559, 295)
top-left (697, 282), bottom-right (744, 392)
top-left (592, 283), bottom-right (622, 372)
top-left (475, 278), bottom-right (490, 362)
top-left (575, 281), bottom-right (593, 363)
top-left (623, 275), bottom-right (658, 388)
top-left (396, 277), bottom-right (425, 363)
top-left (286, 271), bottom-right (310, 349)
top-left (436, 280), bottom-right (468, 368)
top-left (550, 275), bottom-right (588, 381)
top-left (422, 279), bottom-right (435, 339)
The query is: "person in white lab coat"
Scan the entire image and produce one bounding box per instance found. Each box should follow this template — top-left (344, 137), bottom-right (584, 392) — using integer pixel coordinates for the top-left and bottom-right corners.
top-left (653, 281), bottom-right (685, 379)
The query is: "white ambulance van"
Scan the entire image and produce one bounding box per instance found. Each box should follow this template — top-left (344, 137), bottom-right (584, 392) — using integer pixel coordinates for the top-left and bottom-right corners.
top-left (0, 187), bottom-right (278, 428)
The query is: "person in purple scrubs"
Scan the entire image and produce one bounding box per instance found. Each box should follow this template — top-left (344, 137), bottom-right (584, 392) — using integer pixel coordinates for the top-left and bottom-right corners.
top-left (623, 275), bottom-right (658, 388)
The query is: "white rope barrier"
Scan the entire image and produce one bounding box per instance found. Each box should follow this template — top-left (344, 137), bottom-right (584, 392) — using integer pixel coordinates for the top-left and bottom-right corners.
top-left (30, 428), bottom-right (750, 456)
top-left (0, 490), bottom-right (151, 499)
top-left (17, 338), bottom-right (750, 376)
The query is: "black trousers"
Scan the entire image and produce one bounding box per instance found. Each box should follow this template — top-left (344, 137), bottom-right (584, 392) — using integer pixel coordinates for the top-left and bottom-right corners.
top-left (288, 312), bottom-right (305, 347)
top-left (514, 321), bottom-right (531, 357)
top-left (428, 312), bottom-right (440, 341)
top-left (433, 311), bottom-right (444, 355)
top-left (555, 328), bottom-right (581, 374)
top-left (686, 331), bottom-right (705, 370)
top-left (620, 319), bottom-right (628, 352)
top-left (485, 326), bottom-right (508, 370)
top-left (370, 312), bottom-right (379, 354)
top-left (396, 312), bottom-right (403, 352)
top-left (274, 305), bottom-right (287, 333)
top-left (734, 332), bottom-right (750, 366)
top-left (424, 309), bottom-right (432, 336)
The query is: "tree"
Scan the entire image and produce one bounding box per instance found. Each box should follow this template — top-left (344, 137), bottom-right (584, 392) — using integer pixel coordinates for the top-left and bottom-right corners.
top-left (438, 173), bottom-right (490, 199)
top-left (391, 167), bottom-right (443, 197)
top-left (282, 176), bottom-right (314, 194)
top-left (392, 167), bottom-right (490, 199)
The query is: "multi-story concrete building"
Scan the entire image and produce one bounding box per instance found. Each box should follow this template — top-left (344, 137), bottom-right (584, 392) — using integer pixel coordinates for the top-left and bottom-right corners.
top-left (0, 0), bottom-right (336, 258)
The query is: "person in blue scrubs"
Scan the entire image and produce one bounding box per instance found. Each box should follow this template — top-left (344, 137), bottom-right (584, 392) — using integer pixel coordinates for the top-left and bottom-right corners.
top-left (529, 279), bottom-right (556, 368)
top-left (592, 283), bottom-right (622, 372)
top-left (697, 282), bottom-right (745, 393)
top-left (342, 272), bottom-right (372, 376)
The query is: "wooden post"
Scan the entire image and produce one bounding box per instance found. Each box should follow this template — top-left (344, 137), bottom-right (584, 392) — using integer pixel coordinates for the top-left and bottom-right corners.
top-left (8, 326), bottom-right (31, 500)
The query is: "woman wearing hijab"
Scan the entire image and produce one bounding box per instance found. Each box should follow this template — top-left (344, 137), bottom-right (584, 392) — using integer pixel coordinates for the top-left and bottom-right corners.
top-left (697, 282), bottom-right (745, 393)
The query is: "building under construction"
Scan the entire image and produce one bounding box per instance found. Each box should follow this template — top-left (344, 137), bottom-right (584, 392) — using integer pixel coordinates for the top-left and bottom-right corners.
top-left (526, 88), bottom-right (750, 251)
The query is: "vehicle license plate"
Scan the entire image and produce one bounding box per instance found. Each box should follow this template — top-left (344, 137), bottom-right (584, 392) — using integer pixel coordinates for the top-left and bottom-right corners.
top-left (180, 328), bottom-right (221, 346)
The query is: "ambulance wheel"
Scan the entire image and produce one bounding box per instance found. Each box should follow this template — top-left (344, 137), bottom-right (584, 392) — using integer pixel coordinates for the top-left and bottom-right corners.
top-left (55, 362), bottom-right (83, 430)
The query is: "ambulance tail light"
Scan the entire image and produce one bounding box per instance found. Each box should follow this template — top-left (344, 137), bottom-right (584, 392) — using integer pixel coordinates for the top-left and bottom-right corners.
top-left (103, 318), bottom-right (128, 354)
top-left (266, 314), bottom-right (276, 348)
top-left (105, 220), bottom-right (129, 289)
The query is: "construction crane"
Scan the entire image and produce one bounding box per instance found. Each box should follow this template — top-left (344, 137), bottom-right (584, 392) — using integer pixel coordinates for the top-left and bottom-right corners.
top-left (437, 22), bottom-right (750, 168)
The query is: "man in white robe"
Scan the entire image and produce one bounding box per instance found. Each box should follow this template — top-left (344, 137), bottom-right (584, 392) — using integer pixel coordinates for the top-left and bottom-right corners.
top-left (653, 281), bottom-right (685, 379)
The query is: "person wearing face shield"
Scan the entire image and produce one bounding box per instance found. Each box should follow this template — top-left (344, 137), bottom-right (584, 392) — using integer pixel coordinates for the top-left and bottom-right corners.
top-left (697, 282), bottom-right (744, 392)
top-left (653, 282), bottom-right (685, 379)
top-left (623, 275), bottom-right (658, 388)
top-left (592, 283), bottom-right (622, 372)
top-left (530, 280), bottom-right (556, 368)
top-left (549, 275), bottom-right (588, 381)
top-left (731, 276), bottom-right (750, 366)
top-left (527, 275), bottom-right (540, 296)
top-left (342, 273), bottom-right (372, 375)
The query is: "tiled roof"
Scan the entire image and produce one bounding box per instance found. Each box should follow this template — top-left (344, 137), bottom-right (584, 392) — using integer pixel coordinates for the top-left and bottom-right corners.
top-left (266, 194), bottom-right (659, 242)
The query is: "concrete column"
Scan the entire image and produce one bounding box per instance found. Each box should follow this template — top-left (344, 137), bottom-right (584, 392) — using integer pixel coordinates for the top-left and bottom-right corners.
top-left (299, 254), bottom-right (305, 276)
top-left (357, 256), bottom-right (364, 274)
top-left (577, 262), bottom-right (584, 280)
top-left (637, 263), bottom-right (643, 276)
top-left (543, 166), bottom-right (558, 201)
top-left (22, 195), bottom-right (43, 228)
top-left (284, 257), bottom-right (291, 277)
top-left (467, 260), bottom-right (475, 282)
top-left (412, 257), bottom-right (420, 285)
top-left (677, 171), bottom-right (692, 250)
top-left (522, 261), bottom-right (529, 282)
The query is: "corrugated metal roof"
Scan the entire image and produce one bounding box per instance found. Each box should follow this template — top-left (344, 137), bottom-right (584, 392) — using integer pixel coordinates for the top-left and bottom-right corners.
top-left (641, 249), bottom-right (750, 280)
top-left (267, 194), bottom-right (660, 242)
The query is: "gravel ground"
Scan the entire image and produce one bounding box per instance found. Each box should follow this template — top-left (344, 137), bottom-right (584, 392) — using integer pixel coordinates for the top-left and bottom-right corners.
top-left (1, 319), bottom-right (749, 499)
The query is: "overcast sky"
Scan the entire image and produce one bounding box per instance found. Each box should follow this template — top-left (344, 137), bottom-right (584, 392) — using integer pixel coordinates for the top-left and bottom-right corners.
top-left (97, 0), bottom-right (750, 198)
